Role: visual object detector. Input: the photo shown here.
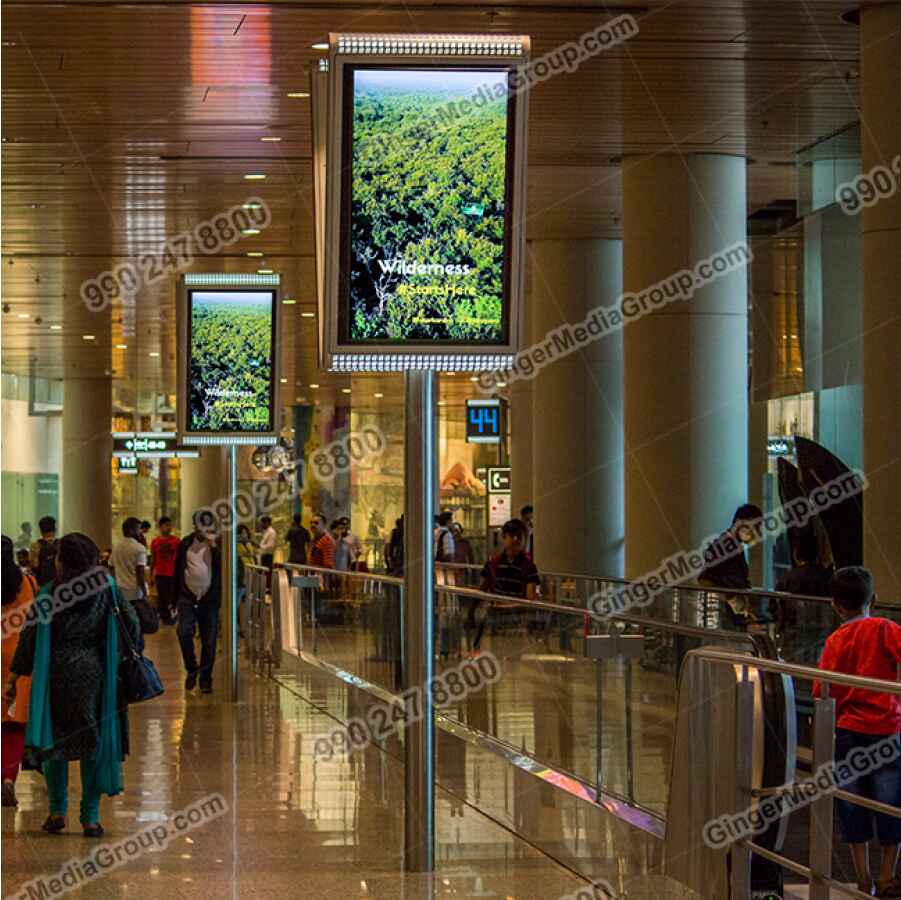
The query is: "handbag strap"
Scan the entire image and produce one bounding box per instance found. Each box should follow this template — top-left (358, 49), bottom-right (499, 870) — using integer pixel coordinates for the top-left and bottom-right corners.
top-left (106, 576), bottom-right (141, 658)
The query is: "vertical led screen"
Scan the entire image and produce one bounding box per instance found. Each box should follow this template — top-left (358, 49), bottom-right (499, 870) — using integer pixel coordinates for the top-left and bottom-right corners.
top-left (340, 67), bottom-right (515, 346)
top-left (184, 289), bottom-right (277, 435)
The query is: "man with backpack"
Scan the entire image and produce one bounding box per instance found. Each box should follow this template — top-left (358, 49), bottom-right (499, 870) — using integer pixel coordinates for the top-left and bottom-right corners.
top-left (433, 511), bottom-right (455, 563)
top-left (29, 516), bottom-right (59, 588)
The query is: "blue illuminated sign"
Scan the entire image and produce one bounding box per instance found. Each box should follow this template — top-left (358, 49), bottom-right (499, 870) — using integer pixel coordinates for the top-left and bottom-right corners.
top-left (466, 399), bottom-right (503, 444)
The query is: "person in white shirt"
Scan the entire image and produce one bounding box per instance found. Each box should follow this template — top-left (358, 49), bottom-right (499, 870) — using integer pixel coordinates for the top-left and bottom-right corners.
top-left (258, 516), bottom-right (277, 587)
top-left (110, 517), bottom-right (148, 604)
top-left (174, 510), bottom-right (221, 693)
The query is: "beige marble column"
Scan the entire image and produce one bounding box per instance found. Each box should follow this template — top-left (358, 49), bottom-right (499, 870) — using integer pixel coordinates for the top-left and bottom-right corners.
top-left (179, 447), bottom-right (227, 535)
top-left (529, 239), bottom-right (624, 575)
top-left (861, 3), bottom-right (901, 597)
top-left (621, 154), bottom-right (749, 577)
top-left (62, 377), bottom-right (112, 548)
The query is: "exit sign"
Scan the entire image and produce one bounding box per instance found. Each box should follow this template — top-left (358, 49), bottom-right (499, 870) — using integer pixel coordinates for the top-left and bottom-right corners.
top-left (112, 432), bottom-right (177, 458)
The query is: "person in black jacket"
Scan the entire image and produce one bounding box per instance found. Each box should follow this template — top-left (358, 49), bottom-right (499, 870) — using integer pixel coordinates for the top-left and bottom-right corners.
top-left (173, 510), bottom-right (221, 693)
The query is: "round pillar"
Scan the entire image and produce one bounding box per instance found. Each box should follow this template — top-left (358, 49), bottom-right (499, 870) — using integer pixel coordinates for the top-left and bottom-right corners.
top-left (62, 377), bottom-right (112, 549)
top-left (861, 3), bottom-right (901, 596)
top-left (622, 154), bottom-right (749, 577)
top-left (179, 447), bottom-right (227, 535)
top-left (530, 239), bottom-right (624, 575)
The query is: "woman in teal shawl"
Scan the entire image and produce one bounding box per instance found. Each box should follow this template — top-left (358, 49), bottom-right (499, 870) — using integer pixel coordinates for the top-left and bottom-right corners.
top-left (3, 533), bottom-right (140, 837)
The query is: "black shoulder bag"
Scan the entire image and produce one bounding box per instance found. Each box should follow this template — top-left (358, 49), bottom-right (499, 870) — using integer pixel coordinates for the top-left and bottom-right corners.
top-left (107, 579), bottom-right (164, 703)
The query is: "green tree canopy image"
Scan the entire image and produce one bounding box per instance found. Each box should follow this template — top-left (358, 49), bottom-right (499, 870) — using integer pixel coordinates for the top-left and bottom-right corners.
top-left (189, 292), bottom-right (274, 432)
top-left (349, 68), bottom-right (510, 344)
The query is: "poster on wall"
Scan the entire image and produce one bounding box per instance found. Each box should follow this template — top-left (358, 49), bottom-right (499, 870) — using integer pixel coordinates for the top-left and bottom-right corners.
top-left (178, 276), bottom-right (280, 444)
top-left (321, 35), bottom-right (529, 370)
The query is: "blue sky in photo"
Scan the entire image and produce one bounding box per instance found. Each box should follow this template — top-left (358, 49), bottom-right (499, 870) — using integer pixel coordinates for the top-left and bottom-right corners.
top-left (355, 68), bottom-right (508, 97)
top-left (192, 291), bottom-right (273, 308)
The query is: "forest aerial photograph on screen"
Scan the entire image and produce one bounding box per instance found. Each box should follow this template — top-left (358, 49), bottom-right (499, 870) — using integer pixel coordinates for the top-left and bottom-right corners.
top-left (349, 68), bottom-right (510, 344)
top-left (188, 291), bottom-right (273, 432)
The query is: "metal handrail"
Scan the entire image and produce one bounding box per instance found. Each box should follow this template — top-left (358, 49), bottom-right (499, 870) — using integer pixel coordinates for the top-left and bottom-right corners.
top-left (690, 647), bottom-right (901, 694)
top-left (283, 562), bottom-right (403, 585)
top-left (435, 561), bottom-right (901, 610)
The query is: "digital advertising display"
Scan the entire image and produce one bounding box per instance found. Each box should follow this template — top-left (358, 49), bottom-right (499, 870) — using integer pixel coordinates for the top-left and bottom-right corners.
top-left (177, 276), bottom-right (280, 443)
top-left (342, 67), bottom-right (512, 345)
top-left (320, 34), bottom-right (529, 370)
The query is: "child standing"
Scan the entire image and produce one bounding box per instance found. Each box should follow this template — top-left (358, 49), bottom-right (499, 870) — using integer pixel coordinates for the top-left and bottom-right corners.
top-left (815, 566), bottom-right (901, 898)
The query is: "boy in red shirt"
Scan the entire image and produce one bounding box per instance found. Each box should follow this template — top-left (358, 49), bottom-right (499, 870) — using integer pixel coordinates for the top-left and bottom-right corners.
top-left (150, 516), bottom-right (181, 625)
top-left (815, 566), bottom-right (901, 897)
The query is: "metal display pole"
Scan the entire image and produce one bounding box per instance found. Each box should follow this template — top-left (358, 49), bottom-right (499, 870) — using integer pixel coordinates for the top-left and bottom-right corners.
top-left (221, 445), bottom-right (239, 702)
top-left (403, 371), bottom-right (436, 872)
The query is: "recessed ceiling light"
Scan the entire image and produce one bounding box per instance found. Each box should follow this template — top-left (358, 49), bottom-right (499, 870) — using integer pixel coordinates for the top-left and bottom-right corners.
top-left (496, 381), bottom-right (507, 388)
top-left (282, 298), bottom-right (296, 305)
top-left (341, 388), bottom-right (351, 394)
top-left (149, 351), bottom-right (160, 358)
top-left (300, 311), bottom-right (315, 318)
top-left (257, 268), bottom-right (273, 274)
top-left (260, 136), bottom-right (282, 143)
top-left (287, 92), bottom-right (310, 99)
top-left (82, 334), bottom-right (95, 341)
top-left (49, 324), bottom-right (62, 331)
top-left (243, 201), bottom-right (263, 209)
top-left (311, 42), bottom-right (328, 50)
top-left (116, 343), bottom-right (128, 349)
top-left (242, 228), bottom-right (260, 235)
top-left (309, 383), bottom-right (319, 389)
top-left (279, 378), bottom-right (288, 384)
top-left (438, 401), bottom-right (447, 406)
top-left (246, 251), bottom-right (264, 257)
top-left (17, 313), bottom-right (29, 319)
top-left (244, 173), bottom-right (266, 180)
top-left (374, 392), bottom-right (384, 399)
top-left (443, 371), bottom-right (456, 376)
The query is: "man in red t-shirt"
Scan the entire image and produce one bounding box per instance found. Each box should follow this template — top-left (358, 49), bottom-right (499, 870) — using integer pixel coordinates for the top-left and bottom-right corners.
top-left (814, 566), bottom-right (901, 897)
top-left (308, 514), bottom-right (335, 569)
top-left (150, 516), bottom-right (181, 625)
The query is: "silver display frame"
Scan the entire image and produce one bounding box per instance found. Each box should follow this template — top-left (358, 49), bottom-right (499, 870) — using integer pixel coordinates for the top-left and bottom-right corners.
top-left (318, 33), bottom-right (530, 372)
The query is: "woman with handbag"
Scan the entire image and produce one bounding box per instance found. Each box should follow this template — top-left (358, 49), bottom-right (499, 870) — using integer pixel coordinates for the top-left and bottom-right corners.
top-left (2, 532), bottom-right (141, 837)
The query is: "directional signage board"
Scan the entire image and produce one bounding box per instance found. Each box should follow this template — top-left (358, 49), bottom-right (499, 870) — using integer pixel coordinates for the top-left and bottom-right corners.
top-left (466, 399), bottom-right (503, 444)
top-left (112, 433), bottom-right (200, 459)
top-left (486, 466), bottom-right (511, 494)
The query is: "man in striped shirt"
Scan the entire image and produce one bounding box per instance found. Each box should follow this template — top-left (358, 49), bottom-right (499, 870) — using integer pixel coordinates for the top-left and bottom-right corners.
top-left (309, 514), bottom-right (336, 569)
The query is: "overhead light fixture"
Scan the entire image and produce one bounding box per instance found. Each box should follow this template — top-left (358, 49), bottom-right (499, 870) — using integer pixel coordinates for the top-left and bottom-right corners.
top-left (116, 343), bottom-right (128, 349)
top-left (300, 311), bottom-right (315, 318)
top-left (257, 268), bottom-right (273, 275)
top-left (309, 383), bottom-right (319, 389)
top-left (260, 136), bottom-right (282, 143)
top-left (49, 324), bottom-right (62, 331)
top-left (374, 392), bottom-right (384, 399)
top-left (469, 376), bottom-right (479, 382)
top-left (82, 334), bottom-right (95, 341)
top-left (244, 173), bottom-right (267, 181)
top-left (282, 298), bottom-right (296, 305)
top-left (311, 42), bottom-right (328, 50)
top-left (246, 251), bottom-right (263, 257)
top-left (17, 313), bottom-right (29, 319)
top-left (279, 378), bottom-right (288, 384)
top-left (242, 228), bottom-right (260, 236)
top-left (243, 201), bottom-right (263, 209)
top-left (341, 388), bottom-right (351, 394)
top-left (287, 91), bottom-right (310, 98)
top-left (149, 351), bottom-right (160, 358)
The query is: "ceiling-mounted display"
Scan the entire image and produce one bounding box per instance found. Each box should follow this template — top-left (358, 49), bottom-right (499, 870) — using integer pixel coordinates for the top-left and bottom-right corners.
top-left (317, 33), bottom-right (530, 371)
top-left (177, 274), bottom-right (281, 445)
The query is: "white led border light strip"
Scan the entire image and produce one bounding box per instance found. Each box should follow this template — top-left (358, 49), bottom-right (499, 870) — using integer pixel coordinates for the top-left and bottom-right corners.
top-left (330, 353), bottom-right (514, 372)
top-left (184, 273), bottom-right (280, 287)
top-left (182, 434), bottom-right (277, 446)
top-left (335, 34), bottom-right (526, 57)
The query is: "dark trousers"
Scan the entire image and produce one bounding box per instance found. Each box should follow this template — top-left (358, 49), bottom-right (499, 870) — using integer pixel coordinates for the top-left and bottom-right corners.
top-left (260, 553), bottom-right (274, 590)
top-left (177, 597), bottom-right (219, 686)
top-left (155, 574), bottom-right (177, 620)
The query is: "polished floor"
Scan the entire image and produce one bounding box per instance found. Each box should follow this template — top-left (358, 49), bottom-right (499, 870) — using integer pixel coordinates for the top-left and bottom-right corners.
top-left (1, 626), bottom-right (594, 899)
